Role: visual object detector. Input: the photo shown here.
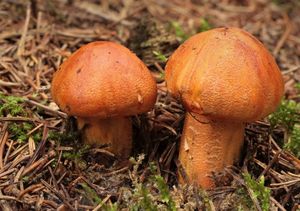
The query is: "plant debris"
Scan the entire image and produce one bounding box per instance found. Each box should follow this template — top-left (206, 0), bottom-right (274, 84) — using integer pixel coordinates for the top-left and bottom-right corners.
top-left (0, 0), bottom-right (300, 210)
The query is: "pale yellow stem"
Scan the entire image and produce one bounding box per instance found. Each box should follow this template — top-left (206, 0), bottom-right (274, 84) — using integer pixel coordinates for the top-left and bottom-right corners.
top-left (77, 117), bottom-right (132, 159)
top-left (178, 112), bottom-right (244, 189)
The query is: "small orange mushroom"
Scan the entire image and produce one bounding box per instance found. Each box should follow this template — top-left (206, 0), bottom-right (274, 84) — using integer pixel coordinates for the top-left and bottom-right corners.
top-left (165, 27), bottom-right (284, 188)
top-left (51, 41), bottom-right (157, 159)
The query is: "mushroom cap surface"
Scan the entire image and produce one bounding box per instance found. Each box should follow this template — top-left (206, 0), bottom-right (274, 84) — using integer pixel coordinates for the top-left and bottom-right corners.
top-left (51, 41), bottom-right (157, 118)
top-left (165, 27), bottom-right (284, 121)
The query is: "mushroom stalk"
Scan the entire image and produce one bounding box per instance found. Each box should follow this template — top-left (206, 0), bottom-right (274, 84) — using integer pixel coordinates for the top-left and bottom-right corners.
top-left (178, 113), bottom-right (244, 188)
top-left (77, 117), bottom-right (132, 159)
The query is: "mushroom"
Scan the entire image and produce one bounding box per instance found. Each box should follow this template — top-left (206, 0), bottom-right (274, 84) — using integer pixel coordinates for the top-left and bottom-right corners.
top-left (165, 27), bottom-right (284, 188)
top-left (51, 41), bottom-right (157, 159)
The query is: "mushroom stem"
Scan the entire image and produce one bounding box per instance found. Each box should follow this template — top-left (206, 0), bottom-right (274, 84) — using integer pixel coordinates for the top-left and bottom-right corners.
top-left (178, 112), bottom-right (244, 188)
top-left (77, 117), bottom-right (132, 159)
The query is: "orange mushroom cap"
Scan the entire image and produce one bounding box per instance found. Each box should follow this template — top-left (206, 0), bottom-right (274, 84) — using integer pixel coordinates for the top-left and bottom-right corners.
top-left (165, 27), bottom-right (284, 122)
top-left (51, 41), bottom-right (157, 118)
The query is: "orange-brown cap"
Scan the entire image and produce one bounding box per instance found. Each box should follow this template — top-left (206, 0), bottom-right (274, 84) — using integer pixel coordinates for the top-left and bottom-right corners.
top-left (165, 27), bottom-right (284, 122)
top-left (51, 41), bottom-right (157, 118)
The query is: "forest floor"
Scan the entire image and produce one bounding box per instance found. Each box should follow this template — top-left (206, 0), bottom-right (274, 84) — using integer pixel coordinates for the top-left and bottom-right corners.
top-left (0, 0), bottom-right (300, 210)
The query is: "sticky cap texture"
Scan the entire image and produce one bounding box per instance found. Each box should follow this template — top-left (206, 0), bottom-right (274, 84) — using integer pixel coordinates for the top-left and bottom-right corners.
top-left (51, 41), bottom-right (157, 118)
top-left (165, 27), bottom-right (284, 121)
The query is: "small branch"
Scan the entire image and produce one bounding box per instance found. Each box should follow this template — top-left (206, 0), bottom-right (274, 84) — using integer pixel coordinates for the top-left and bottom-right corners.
top-left (273, 13), bottom-right (292, 56)
top-left (282, 66), bottom-right (300, 75)
top-left (0, 80), bottom-right (21, 87)
top-left (17, 3), bottom-right (31, 75)
top-left (270, 196), bottom-right (287, 211)
top-left (92, 195), bottom-right (111, 211)
top-left (0, 117), bottom-right (40, 122)
top-left (0, 123), bottom-right (8, 169)
top-left (24, 99), bottom-right (67, 118)
top-left (41, 179), bottom-right (75, 211)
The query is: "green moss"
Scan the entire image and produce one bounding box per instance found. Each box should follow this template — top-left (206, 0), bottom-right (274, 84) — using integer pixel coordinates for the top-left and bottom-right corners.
top-left (285, 125), bottom-right (300, 158)
top-left (79, 182), bottom-right (119, 209)
top-left (269, 99), bottom-right (300, 157)
top-left (127, 156), bottom-right (178, 210)
top-left (243, 173), bottom-right (270, 211)
top-left (231, 174), bottom-right (271, 210)
top-left (0, 93), bottom-right (25, 116)
top-left (80, 182), bottom-right (102, 205)
top-left (62, 144), bottom-right (89, 169)
top-left (268, 99), bottom-right (300, 132)
top-left (22, 176), bottom-right (30, 184)
top-left (295, 83), bottom-right (300, 91)
top-left (8, 122), bottom-right (43, 143)
top-left (198, 18), bottom-right (212, 32)
top-left (32, 132), bottom-right (42, 142)
top-left (48, 130), bottom-right (80, 144)
top-left (153, 50), bottom-right (168, 62)
top-left (131, 183), bottom-right (158, 211)
top-left (62, 144), bottom-right (90, 160)
top-left (170, 21), bottom-right (189, 42)
top-left (8, 123), bottom-right (32, 143)
top-left (104, 202), bottom-right (118, 211)
top-left (169, 18), bottom-right (212, 43)
top-left (148, 163), bottom-right (176, 210)
top-left (235, 187), bottom-right (253, 209)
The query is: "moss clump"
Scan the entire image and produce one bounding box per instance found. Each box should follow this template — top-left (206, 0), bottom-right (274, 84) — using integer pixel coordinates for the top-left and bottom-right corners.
top-left (229, 174), bottom-right (270, 211)
top-left (8, 122), bottom-right (43, 143)
top-left (285, 125), bottom-right (300, 158)
top-left (269, 99), bottom-right (300, 132)
top-left (198, 18), bottom-right (212, 32)
top-left (0, 93), bottom-right (25, 116)
top-left (269, 99), bottom-right (300, 157)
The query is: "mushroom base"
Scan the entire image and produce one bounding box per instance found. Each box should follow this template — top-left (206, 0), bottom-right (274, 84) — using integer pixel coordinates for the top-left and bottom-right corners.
top-left (178, 113), bottom-right (244, 189)
top-left (77, 117), bottom-right (132, 159)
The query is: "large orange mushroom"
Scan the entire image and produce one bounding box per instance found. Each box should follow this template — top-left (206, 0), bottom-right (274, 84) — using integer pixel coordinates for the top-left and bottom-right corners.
top-left (165, 27), bottom-right (284, 188)
top-left (51, 41), bottom-right (157, 159)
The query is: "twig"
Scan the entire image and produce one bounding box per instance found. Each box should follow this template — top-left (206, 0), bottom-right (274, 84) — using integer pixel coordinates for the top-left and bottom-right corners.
top-left (175, 158), bottom-right (190, 184)
top-left (74, 1), bottom-right (130, 24)
top-left (228, 170), bottom-right (263, 211)
top-left (0, 117), bottom-right (38, 122)
top-left (3, 140), bottom-right (13, 165)
top-left (0, 80), bottom-right (21, 87)
top-left (17, 3), bottom-right (30, 56)
top-left (273, 13), bottom-right (292, 56)
top-left (17, 184), bottom-right (44, 199)
top-left (0, 190), bottom-right (13, 211)
top-left (259, 149), bottom-right (282, 178)
top-left (270, 196), bottom-right (287, 211)
top-left (48, 166), bottom-right (59, 191)
top-left (7, 155), bottom-right (31, 172)
top-left (22, 150), bottom-right (56, 176)
top-left (92, 195), bottom-right (111, 211)
top-left (41, 179), bottom-right (75, 211)
top-left (0, 168), bottom-right (16, 178)
top-left (0, 194), bottom-right (22, 203)
top-left (7, 143), bottom-right (28, 161)
top-left (17, 3), bottom-right (31, 75)
top-left (57, 171), bottom-right (67, 185)
top-left (101, 166), bottom-right (128, 177)
top-left (26, 124), bottom-right (49, 166)
top-left (42, 200), bottom-right (58, 209)
top-left (270, 178), bottom-right (300, 187)
top-left (14, 166), bottom-right (24, 183)
top-left (26, 123), bottom-right (44, 136)
top-left (0, 123), bottom-right (8, 169)
top-left (282, 66), bottom-right (300, 75)
top-left (24, 99), bottom-right (67, 118)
